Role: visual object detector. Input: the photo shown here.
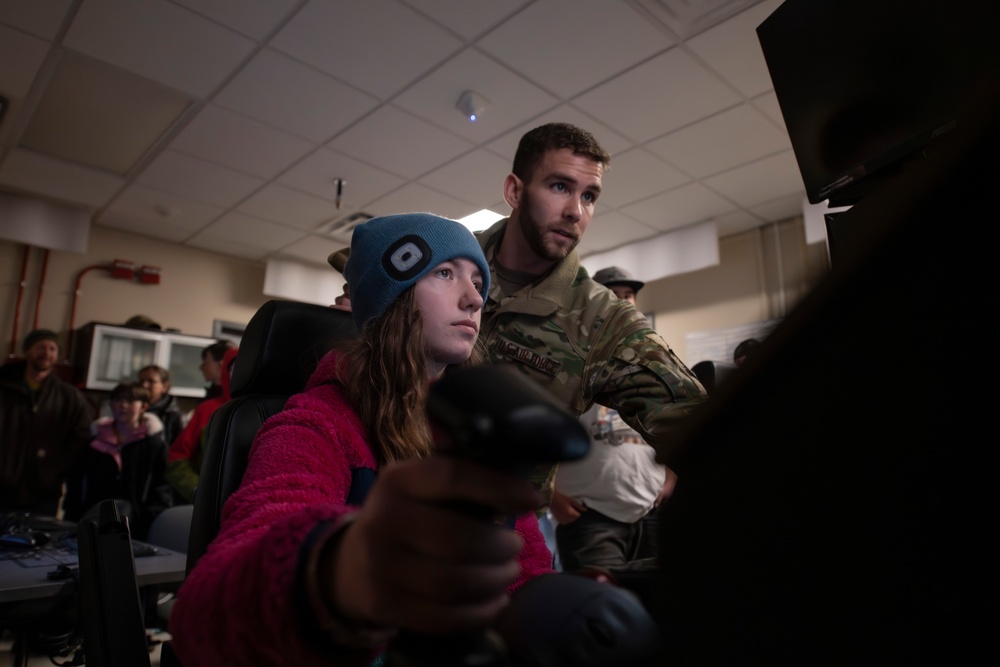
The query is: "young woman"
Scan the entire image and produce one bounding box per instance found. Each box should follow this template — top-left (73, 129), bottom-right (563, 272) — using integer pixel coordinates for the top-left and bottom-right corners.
top-left (63, 381), bottom-right (172, 539)
top-left (171, 213), bottom-right (550, 666)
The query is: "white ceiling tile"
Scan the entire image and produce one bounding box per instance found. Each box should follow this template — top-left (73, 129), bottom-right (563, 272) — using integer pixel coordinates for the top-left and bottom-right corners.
top-left (398, 0), bottom-right (532, 40)
top-left (366, 183), bottom-right (479, 220)
top-left (0, 0), bottom-right (819, 262)
top-left (98, 215), bottom-right (193, 243)
top-left (574, 48), bottom-right (742, 142)
top-left (63, 0), bottom-right (255, 98)
top-left (97, 183), bottom-right (224, 232)
top-left (478, 0), bottom-right (673, 98)
top-left (703, 149), bottom-right (804, 207)
top-left (184, 233), bottom-right (269, 260)
top-left (0, 25), bottom-right (51, 98)
top-left (169, 105), bottom-right (315, 179)
top-left (276, 234), bottom-right (348, 268)
top-left (418, 149), bottom-right (507, 209)
top-left (577, 211), bottom-right (658, 257)
top-left (645, 103), bottom-right (790, 178)
top-left (136, 150), bottom-right (264, 208)
top-left (598, 147), bottom-right (690, 208)
top-left (750, 192), bottom-right (803, 223)
top-left (687, 0), bottom-right (783, 98)
top-left (270, 0), bottom-right (463, 99)
top-left (171, 0), bottom-right (300, 40)
top-left (17, 51), bottom-right (192, 175)
top-left (237, 183), bottom-right (341, 230)
top-left (621, 182), bottom-right (737, 232)
top-left (214, 49), bottom-right (379, 143)
top-left (193, 211), bottom-right (306, 249)
top-left (0, 149), bottom-right (124, 207)
top-left (393, 48), bottom-right (559, 143)
top-left (0, 0), bottom-right (74, 40)
top-left (278, 148), bottom-right (406, 210)
top-left (484, 105), bottom-right (633, 162)
top-left (328, 105), bottom-right (474, 179)
top-left (750, 90), bottom-right (786, 132)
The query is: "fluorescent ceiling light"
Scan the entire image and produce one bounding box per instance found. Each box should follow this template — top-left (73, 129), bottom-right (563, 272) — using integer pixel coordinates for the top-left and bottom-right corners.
top-left (458, 209), bottom-right (504, 233)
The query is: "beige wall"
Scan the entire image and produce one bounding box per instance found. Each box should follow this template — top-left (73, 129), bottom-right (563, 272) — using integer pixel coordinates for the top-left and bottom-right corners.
top-left (638, 216), bottom-right (829, 364)
top-left (2, 225), bottom-right (269, 360)
top-left (2, 217), bottom-right (830, 370)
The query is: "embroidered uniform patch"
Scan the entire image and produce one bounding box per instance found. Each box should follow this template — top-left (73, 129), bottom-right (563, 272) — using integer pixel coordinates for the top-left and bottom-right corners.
top-left (493, 339), bottom-right (562, 376)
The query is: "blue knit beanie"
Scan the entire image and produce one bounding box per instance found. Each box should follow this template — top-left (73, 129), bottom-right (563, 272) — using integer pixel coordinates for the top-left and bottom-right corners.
top-left (345, 213), bottom-right (490, 331)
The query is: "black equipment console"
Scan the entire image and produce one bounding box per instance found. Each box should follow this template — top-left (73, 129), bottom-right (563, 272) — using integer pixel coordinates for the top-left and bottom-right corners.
top-left (387, 366), bottom-right (659, 667)
top-left (76, 500), bottom-right (152, 667)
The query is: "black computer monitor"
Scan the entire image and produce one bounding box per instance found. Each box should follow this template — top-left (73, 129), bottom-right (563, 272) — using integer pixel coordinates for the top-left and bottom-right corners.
top-left (756, 0), bottom-right (1000, 207)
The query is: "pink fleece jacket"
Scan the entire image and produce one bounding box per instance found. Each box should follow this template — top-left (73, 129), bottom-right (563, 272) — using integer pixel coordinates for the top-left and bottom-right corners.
top-left (170, 351), bottom-right (552, 666)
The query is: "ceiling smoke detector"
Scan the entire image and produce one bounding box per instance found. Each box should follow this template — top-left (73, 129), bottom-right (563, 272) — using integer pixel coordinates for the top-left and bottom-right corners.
top-left (456, 91), bottom-right (489, 122)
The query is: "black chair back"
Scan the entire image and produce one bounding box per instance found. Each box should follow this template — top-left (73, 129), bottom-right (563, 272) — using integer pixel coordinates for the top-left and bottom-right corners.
top-left (690, 360), bottom-right (735, 396)
top-left (185, 300), bottom-right (355, 573)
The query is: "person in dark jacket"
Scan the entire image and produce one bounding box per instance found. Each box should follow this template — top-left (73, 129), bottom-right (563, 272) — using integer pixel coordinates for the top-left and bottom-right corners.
top-left (63, 381), bottom-right (172, 539)
top-left (0, 329), bottom-right (92, 515)
top-left (139, 364), bottom-right (185, 448)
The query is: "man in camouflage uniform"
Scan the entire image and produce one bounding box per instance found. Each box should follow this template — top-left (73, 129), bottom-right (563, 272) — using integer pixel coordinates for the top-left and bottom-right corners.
top-left (552, 266), bottom-right (675, 573)
top-left (476, 122), bottom-right (707, 505)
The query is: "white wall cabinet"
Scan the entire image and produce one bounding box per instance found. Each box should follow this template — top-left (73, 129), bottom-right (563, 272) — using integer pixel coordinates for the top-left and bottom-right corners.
top-left (74, 323), bottom-right (218, 397)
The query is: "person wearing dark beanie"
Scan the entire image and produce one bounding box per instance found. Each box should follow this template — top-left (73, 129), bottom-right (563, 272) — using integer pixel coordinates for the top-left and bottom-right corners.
top-left (21, 328), bottom-right (59, 353)
top-left (1, 328), bottom-right (93, 514)
top-left (172, 213), bottom-right (548, 667)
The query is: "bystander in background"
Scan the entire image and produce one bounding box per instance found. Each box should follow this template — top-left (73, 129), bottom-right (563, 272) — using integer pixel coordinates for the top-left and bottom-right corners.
top-left (0, 329), bottom-right (92, 515)
top-left (139, 364), bottom-right (185, 449)
top-left (167, 347), bottom-right (237, 503)
top-left (63, 381), bottom-right (172, 539)
top-left (200, 340), bottom-right (235, 402)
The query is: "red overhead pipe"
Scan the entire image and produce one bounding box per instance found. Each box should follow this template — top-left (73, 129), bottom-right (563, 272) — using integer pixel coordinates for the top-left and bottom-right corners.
top-left (66, 264), bottom-right (111, 362)
top-left (32, 249), bottom-right (50, 330)
top-left (8, 245), bottom-right (31, 358)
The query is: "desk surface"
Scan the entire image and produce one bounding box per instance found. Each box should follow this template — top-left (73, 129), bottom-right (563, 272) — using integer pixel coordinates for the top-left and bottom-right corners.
top-left (0, 519), bottom-right (186, 605)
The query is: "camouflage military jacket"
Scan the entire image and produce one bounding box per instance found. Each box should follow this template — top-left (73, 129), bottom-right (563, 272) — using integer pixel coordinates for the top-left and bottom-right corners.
top-left (477, 220), bottom-right (707, 498)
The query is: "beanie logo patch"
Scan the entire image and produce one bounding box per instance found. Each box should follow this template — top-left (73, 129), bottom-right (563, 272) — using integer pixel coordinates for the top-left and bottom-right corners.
top-left (383, 235), bottom-right (432, 280)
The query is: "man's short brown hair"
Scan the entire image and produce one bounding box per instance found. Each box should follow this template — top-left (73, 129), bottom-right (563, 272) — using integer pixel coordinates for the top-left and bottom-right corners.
top-left (512, 123), bottom-right (610, 183)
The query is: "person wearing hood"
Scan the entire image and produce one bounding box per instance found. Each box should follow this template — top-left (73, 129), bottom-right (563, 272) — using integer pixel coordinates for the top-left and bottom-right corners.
top-left (166, 347), bottom-right (237, 503)
top-left (200, 340), bottom-right (236, 402)
top-left (63, 381), bottom-right (172, 539)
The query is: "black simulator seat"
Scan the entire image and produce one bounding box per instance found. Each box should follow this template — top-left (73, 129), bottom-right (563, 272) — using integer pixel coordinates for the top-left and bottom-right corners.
top-left (184, 299), bottom-right (355, 573)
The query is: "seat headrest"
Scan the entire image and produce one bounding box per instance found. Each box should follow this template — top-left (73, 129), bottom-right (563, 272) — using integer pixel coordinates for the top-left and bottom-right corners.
top-left (230, 300), bottom-right (356, 398)
top-left (691, 360), bottom-right (736, 396)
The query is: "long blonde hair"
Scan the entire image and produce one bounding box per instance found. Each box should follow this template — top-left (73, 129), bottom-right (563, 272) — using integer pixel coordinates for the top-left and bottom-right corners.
top-left (339, 286), bottom-right (483, 466)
